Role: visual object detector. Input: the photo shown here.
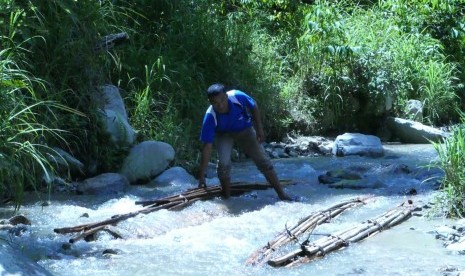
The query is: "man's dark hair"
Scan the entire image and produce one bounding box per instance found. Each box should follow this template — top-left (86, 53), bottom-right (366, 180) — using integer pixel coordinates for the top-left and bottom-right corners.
top-left (207, 83), bottom-right (225, 97)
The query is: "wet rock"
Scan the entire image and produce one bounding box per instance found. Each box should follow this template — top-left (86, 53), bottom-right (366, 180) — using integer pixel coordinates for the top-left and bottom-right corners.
top-left (0, 215), bottom-right (31, 236)
top-left (264, 135), bottom-right (334, 158)
top-left (345, 165), bottom-right (370, 174)
top-left (438, 265), bottom-right (459, 275)
top-left (76, 173), bottom-right (128, 195)
top-left (148, 166), bottom-right (197, 187)
top-left (328, 179), bottom-right (385, 190)
top-left (332, 133), bottom-right (384, 157)
top-left (9, 214), bottom-right (31, 226)
top-left (446, 237), bottom-right (465, 254)
top-left (318, 174), bottom-right (340, 184)
top-left (84, 232), bottom-right (98, 242)
top-left (403, 188), bottom-right (417, 195)
top-left (455, 219), bottom-right (465, 232)
top-left (326, 169), bottom-right (362, 180)
top-left (47, 176), bottom-right (77, 193)
top-left (120, 141), bottom-right (175, 183)
top-left (377, 163), bottom-right (411, 174)
top-left (318, 169), bottom-right (363, 185)
top-left (436, 225), bottom-right (459, 237)
top-left (386, 117), bottom-right (450, 143)
top-left (432, 224), bottom-right (465, 252)
top-left (102, 248), bottom-right (119, 255)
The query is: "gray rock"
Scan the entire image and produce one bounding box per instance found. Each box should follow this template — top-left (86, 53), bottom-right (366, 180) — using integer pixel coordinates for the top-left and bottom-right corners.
top-left (327, 179), bottom-right (385, 190)
top-left (120, 141), bottom-right (175, 183)
top-left (47, 147), bottom-right (84, 175)
top-left (446, 237), bottom-right (465, 253)
top-left (386, 117), bottom-right (449, 143)
top-left (332, 133), bottom-right (384, 157)
top-left (76, 173), bottom-right (128, 195)
top-left (100, 109), bottom-right (136, 146)
top-left (405, 99), bottom-right (423, 122)
top-left (8, 215), bottom-right (31, 226)
top-left (97, 84), bottom-right (128, 120)
top-left (148, 166), bottom-right (196, 187)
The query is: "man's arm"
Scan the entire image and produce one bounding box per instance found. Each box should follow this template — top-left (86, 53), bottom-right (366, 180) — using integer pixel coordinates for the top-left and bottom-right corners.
top-left (251, 103), bottom-right (265, 143)
top-left (197, 143), bottom-right (213, 187)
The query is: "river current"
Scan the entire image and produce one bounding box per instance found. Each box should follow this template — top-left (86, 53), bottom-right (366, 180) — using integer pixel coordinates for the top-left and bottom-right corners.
top-left (1, 144), bottom-right (463, 275)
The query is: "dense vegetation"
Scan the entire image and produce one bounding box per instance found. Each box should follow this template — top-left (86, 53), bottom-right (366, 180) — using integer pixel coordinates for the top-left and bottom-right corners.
top-left (1, 0), bottom-right (464, 215)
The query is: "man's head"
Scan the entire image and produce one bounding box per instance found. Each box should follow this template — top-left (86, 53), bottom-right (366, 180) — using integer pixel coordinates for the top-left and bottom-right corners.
top-left (207, 83), bottom-right (225, 96)
top-left (207, 83), bottom-right (228, 113)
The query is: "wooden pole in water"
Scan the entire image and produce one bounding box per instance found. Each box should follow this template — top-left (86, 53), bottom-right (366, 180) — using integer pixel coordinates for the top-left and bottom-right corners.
top-left (267, 199), bottom-right (415, 268)
top-left (54, 181), bottom-right (294, 242)
top-left (246, 196), bottom-right (372, 266)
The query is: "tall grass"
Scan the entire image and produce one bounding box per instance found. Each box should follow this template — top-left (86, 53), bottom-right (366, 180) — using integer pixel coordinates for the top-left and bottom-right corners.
top-left (417, 60), bottom-right (458, 125)
top-left (14, 0), bottom-right (139, 173)
top-left (0, 2), bottom-right (89, 206)
top-left (432, 111), bottom-right (465, 218)
top-left (0, 48), bottom-right (83, 206)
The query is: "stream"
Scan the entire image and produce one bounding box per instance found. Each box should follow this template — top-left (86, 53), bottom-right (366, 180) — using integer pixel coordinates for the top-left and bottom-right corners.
top-left (1, 144), bottom-right (464, 275)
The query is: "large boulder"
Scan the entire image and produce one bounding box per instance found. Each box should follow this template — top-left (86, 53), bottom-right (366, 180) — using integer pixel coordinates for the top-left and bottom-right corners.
top-left (93, 84), bottom-right (136, 146)
top-left (332, 133), bottom-right (384, 157)
top-left (120, 141), bottom-right (175, 183)
top-left (96, 84), bottom-right (128, 120)
top-left (387, 117), bottom-right (449, 143)
top-left (46, 147), bottom-right (84, 175)
top-left (100, 109), bottom-right (136, 146)
top-left (148, 166), bottom-right (196, 187)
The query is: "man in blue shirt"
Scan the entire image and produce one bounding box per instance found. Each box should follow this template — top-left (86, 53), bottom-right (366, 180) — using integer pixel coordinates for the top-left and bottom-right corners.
top-left (197, 83), bottom-right (291, 201)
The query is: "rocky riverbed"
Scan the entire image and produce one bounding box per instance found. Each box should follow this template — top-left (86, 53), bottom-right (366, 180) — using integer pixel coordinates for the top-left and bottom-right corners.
top-left (1, 140), bottom-right (465, 276)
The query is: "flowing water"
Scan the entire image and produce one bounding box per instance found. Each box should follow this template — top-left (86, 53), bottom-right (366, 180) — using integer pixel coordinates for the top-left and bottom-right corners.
top-left (1, 144), bottom-right (463, 275)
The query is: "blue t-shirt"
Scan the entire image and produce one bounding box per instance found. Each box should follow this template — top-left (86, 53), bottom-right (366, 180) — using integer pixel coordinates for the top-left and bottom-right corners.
top-left (200, 90), bottom-right (255, 143)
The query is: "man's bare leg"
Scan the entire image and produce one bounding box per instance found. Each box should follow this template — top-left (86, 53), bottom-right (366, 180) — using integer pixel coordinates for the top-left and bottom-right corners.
top-left (219, 176), bottom-right (231, 199)
top-left (262, 169), bottom-right (292, 201)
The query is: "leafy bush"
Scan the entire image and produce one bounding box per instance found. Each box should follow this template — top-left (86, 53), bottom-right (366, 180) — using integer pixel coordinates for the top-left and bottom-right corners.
top-left (293, 1), bottom-right (461, 134)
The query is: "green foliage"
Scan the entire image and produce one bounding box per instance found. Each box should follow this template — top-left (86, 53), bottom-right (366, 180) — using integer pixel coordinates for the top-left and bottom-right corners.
top-left (1, 0), bottom-right (465, 208)
top-left (0, 47), bottom-right (83, 206)
top-left (377, 0), bottom-right (465, 107)
top-left (292, 1), bottom-right (462, 133)
top-left (417, 60), bottom-right (458, 124)
top-left (8, 0), bottom-right (139, 172)
top-left (432, 111), bottom-right (465, 218)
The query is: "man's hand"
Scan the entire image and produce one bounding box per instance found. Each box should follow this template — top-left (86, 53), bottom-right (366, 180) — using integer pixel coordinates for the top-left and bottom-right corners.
top-left (251, 104), bottom-right (265, 142)
top-left (197, 143), bottom-right (213, 188)
top-left (256, 128), bottom-right (265, 143)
